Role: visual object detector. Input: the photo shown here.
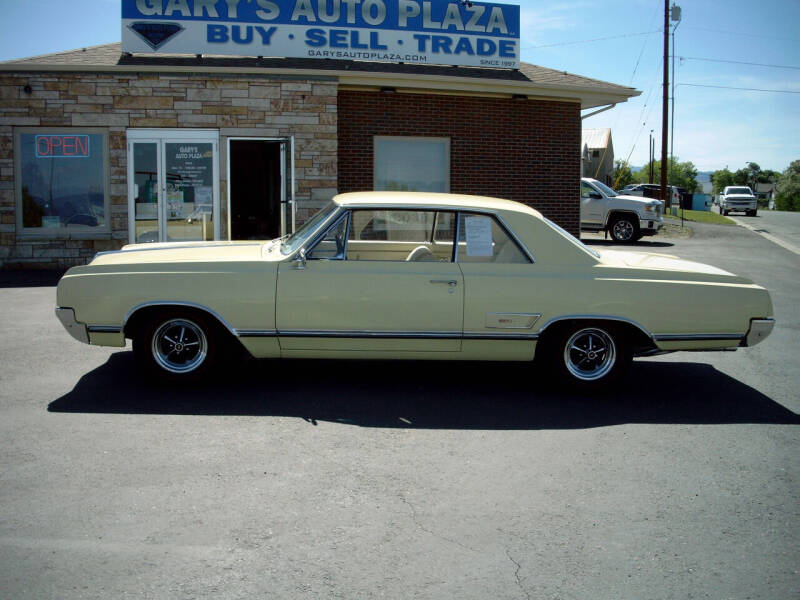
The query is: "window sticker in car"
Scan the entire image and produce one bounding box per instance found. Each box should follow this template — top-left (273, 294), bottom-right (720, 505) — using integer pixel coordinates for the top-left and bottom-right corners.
top-left (465, 216), bottom-right (493, 256)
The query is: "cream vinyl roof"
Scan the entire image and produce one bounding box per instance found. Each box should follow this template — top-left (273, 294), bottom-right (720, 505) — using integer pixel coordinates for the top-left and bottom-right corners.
top-left (334, 191), bottom-right (542, 216)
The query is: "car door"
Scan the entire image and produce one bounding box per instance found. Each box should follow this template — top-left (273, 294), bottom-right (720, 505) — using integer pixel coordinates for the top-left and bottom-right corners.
top-left (276, 208), bottom-right (464, 353)
top-left (580, 181), bottom-right (604, 226)
top-left (455, 212), bottom-right (540, 361)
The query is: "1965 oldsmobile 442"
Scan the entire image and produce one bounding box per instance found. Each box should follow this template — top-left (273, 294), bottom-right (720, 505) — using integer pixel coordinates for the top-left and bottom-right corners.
top-left (56, 192), bottom-right (775, 389)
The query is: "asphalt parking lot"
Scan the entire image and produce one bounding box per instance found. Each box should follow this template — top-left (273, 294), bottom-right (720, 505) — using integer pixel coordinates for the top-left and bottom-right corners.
top-left (1, 219), bottom-right (798, 599)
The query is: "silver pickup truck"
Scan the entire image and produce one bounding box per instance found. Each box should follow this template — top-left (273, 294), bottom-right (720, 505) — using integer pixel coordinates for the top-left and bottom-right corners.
top-left (719, 186), bottom-right (758, 216)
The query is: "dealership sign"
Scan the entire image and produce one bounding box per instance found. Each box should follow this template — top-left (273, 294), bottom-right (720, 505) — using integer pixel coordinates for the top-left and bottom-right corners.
top-left (121, 0), bottom-right (520, 69)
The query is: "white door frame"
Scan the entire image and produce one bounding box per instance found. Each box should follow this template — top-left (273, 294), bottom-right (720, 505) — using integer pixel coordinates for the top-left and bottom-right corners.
top-left (226, 136), bottom-right (295, 240)
top-left (126, 129), bottom-right (220, 244)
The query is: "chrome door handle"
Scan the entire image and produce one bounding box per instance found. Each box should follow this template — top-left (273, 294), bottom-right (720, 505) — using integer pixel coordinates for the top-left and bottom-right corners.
top-left (430, 279), bottom-right (457, 286)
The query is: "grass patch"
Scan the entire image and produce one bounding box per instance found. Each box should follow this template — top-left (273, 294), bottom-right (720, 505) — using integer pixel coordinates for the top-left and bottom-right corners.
top-left (665, 209), bottom-right (735, 225)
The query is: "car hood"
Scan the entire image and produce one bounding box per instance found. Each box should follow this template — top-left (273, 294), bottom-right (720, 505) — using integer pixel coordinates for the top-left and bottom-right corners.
top-left (724, 194), bottom-right (755, 199)
top-left (595, 249), bottom-right (751, 282)
top-left (91, 240), bottom-right (269, 266)
top-left (614, 193), bottom-right (661, 205)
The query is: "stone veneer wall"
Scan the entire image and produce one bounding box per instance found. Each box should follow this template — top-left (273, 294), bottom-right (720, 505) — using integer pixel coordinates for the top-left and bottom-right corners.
top-left (0, 71), bottom-right (337, 268)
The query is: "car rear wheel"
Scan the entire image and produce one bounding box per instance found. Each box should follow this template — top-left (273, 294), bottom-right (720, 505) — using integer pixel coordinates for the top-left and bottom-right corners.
top-left (134, 312), bottom-right (217, 380)
top-left (545, 324), bottom-right (630, 390)
top-left (609, 215), bottom-right (639, 243)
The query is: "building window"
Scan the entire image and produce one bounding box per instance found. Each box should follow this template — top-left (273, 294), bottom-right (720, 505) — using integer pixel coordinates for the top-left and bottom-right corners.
top-left (374, 136), bottom-right (450, 192)
top-left (15, 129), bottom-right (109, 233)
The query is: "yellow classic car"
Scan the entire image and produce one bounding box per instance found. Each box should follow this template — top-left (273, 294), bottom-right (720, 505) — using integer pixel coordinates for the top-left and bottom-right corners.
top-left (55, 191), bottom-right (775, 389)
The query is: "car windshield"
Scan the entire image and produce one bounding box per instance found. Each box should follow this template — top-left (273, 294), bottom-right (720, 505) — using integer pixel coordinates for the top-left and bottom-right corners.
top-left (728, 187), bottom-right (752, 195)
top-left (280, 201), bottom-right (339, 255)
top-left (592, 180), bottom-right (618, 197)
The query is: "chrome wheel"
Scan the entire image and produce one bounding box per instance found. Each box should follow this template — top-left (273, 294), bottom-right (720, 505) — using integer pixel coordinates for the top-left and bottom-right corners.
top-left (151, 318), bottom-right (208, 374)
top-left (563, 327), bottom-right (617, 382)
top-left (611, 217), bottom-right (635, 242)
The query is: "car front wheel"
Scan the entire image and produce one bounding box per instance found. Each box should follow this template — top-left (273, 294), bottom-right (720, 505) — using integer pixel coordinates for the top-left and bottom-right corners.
top-left (134, 313), bottom-right (217, 380)
top-left (609, 215), bottom-right (639, 243)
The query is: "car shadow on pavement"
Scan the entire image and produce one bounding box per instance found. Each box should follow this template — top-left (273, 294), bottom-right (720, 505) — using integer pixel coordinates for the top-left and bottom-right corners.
top-left (0, 269), bottom-right (66, 288)
top-left (48, 352), bottom-right (800, 429)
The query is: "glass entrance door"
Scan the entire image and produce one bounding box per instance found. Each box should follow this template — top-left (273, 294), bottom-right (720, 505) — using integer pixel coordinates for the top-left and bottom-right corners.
top-left (127, 130), bottom-right (220, 244)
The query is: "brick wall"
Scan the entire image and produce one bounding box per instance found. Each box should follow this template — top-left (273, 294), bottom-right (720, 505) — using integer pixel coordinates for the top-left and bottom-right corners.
top-left (0, 72), bottom-right (337, 268)
top-left (338, 90), bottom-right (581, 235)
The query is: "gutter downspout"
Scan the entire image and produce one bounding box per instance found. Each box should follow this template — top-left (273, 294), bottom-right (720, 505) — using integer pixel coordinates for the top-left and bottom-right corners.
top-left (581, 103), bottom-right (617, 120)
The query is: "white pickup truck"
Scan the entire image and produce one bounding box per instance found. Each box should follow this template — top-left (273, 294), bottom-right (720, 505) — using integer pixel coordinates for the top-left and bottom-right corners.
top-left (719, 186), bottom-right (757, 216)
top-left (580, 178), bottom-right (664, 243)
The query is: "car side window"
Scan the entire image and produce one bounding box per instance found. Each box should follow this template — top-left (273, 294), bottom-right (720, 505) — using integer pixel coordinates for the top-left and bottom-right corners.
top-left (306, 212), bottom-right (349, 260)
top-left (345, 209), bottom-right (456, 262)
top-left (581, 182), bottom-right (594, 199)
top-left (456, 213), bottom-right (530, 264)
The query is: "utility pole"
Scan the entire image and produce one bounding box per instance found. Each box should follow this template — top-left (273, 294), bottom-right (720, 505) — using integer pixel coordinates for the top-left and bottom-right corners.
top-left (649, 130), bottom-right (654, 184)
top-left (661, 0), bottom-right (669, 208)
top-left (670, 4), bottom-right (682, 223)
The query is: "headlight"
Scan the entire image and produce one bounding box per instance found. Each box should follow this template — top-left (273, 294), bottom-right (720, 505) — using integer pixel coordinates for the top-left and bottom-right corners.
top-left (643, 204), bottom-right (656, 213)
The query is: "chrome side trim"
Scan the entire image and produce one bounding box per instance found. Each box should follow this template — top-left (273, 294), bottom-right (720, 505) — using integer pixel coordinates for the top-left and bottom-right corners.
top-left (235, 329), bottom-right (278, 338)
top-left (484, 312), bottom-right (541, 329)
top-left (463, 332), bottom-right (539, 341)
top-left (122, 301), bottom-right (238, 337)
top-left (653, 333), bottom-right (744, 342)
top-left (275, 330), bottom-right (538, 341)
top-left (55, 307), bottom-right (89, 344)
top-left (278, 330), bottom-right (462, 339)
top-left (87, 325), bottom-right (123, 334)
top-left (537, 314), bottom-right (655, 341)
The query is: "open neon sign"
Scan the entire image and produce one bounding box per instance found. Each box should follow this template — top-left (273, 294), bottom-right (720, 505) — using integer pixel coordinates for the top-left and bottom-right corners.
top-left (35, 135), bottom-right (90, 158)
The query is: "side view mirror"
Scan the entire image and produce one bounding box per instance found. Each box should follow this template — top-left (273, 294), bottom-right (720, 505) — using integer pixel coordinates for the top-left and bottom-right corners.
top-left (295, 247), bottom-right (307, 270)
top-left (589, 192), bottom-right (603, 200)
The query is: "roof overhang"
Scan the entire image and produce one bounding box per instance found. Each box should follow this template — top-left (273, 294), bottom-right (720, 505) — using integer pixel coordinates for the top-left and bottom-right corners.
top-left (0, 51), bottom-right (640, 110)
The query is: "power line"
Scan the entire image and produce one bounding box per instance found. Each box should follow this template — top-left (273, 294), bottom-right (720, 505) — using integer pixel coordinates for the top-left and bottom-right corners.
top-left (523, 30), bottom-right (660, 49)
top-left (629, 2), bottom-right (662, 85)
top-left (684, 26), bottom-right (798, 43)
top-left (680, 56), bottom-right (800, 70)
top-left (676, 83), bottom-right (800, 94)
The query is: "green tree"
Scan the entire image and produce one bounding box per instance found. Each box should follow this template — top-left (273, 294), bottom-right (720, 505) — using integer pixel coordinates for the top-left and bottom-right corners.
top-left (711, 168), bottom-right (735, 195)
top-left (612, 160), bottom-right (634, 189)
top-left (633, 158), bottom-right (698, 192)
top-left (776, 160), bottom-right (800, 211)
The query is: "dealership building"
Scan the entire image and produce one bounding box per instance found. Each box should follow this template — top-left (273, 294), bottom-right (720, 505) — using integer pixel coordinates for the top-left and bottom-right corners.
top-left (0, 1), bottom-right (637, 268)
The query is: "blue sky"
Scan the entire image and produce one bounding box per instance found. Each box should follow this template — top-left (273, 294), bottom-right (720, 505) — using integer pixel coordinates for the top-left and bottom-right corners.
top-left (1, 0), bottom-right (798, 172)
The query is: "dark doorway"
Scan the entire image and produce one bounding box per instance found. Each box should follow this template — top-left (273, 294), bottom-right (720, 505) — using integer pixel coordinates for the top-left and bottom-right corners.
top-left (229, 140), bottom-right (282, 240)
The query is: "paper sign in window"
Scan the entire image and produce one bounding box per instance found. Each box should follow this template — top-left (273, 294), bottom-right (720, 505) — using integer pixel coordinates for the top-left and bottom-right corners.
top-left (465, 216), bottom-right (493, 256)
top-left (194, 186), bottom-right (213, 213)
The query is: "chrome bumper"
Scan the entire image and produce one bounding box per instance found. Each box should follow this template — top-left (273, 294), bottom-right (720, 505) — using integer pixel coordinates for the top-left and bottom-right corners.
top-left (55, 307), bottom-right (89, 344)
top-left (639, 216), bottom-right (664, 231)
top-left (741, 318), bottom-right (775, 347)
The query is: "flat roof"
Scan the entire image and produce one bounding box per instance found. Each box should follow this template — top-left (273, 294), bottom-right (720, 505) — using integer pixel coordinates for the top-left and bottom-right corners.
top-left (0, 42), bottom-right (639, 109)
